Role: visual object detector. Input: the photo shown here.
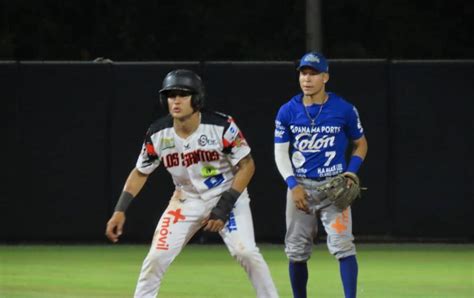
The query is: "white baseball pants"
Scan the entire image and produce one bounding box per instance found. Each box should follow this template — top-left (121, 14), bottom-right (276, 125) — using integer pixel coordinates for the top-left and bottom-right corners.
top-left (134, 190), bottom-right (279, 298)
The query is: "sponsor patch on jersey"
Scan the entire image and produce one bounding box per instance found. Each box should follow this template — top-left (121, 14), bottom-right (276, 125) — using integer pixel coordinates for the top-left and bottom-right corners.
top-left (317, 164), bottom-right (343, 176)
top-left (292, 151), bottom-right (306, 168)
top-left (233, 133), bottom-right (246, 147)
top-left (204, 174), bottom-right (225, 189)
top-left (226, 211), bottom-right (237, 232)
top-left (275, 128), bottom-right (285, 138)
top-left (353, 107), bottom-right (364, 133)
top-left (295, 167), bottom-right (307, 175)
top-left (160, 138), bottom-right (175, 150)
top-left (198, 134), bottom-right (218, 147)
top-left (224, 122), bottom-right (239, 140)
top-left (201, 165), bottom-right (219, 178)
top-left (275, 120), bottom-right (284, 129)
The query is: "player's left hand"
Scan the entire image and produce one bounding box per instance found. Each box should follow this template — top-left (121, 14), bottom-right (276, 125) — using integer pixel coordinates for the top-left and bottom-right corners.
top-left (202, 217), bottom-right (225, 232)
top-left (342, 172), bottom-right (357, 187)
top-left (105, 211), bottom-right (126, 243)
top-left (316, 172), bottom-right (361, 211)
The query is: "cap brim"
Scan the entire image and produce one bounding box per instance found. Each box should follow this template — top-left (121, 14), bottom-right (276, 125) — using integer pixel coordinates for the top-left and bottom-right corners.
top-left (297, 63), bottom-right (326, 72)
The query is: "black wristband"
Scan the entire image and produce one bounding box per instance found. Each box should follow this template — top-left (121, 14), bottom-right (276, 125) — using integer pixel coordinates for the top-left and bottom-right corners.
top-left (114, 191), bottom-right (134, 212)
top-left (210, 189), bottom-right (241, 222)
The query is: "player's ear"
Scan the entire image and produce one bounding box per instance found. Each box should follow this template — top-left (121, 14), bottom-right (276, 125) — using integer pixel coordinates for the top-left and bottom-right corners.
top-left (323, 73), bottom-right (329, 84)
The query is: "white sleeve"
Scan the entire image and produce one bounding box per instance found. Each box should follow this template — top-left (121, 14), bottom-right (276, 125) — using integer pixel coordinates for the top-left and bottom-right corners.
top-left (223, 119), bottom-right (251, 166)
top-left (274, 142), bottom-right (294, 180)
top-left (136, 133), bottom-right (161, 175)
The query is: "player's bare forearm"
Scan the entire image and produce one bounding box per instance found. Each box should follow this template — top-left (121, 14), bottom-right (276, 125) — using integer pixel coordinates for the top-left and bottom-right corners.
top-left (351, 135), bottom-right (368, 159)
top-left (123, 168), bottom-right (150, 197)
top-left (203, 155), bottom-right (254, 232)
top-left (105, 168), bottom-right (149, 243)
top-left (230, 154), bottom-right (255, 193)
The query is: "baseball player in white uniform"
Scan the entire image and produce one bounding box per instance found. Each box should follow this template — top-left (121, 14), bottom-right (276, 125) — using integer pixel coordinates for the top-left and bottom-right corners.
top-left (105, 69), bottom-right (279, 298)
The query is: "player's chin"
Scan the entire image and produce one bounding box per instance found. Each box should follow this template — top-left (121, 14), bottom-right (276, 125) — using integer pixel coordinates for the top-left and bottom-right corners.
top-left (170, 111), bottom-right (186, 119)
top-left (302, 90), bottom-right (317, 96)
top-left (302, 87), bottom-right (322, 96)
top-left (173, 111), bottom-right (195, 120)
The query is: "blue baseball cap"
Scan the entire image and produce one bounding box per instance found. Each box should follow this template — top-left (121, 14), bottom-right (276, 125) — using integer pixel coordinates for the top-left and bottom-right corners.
top-left (297, 52), bottom-right (329, 73)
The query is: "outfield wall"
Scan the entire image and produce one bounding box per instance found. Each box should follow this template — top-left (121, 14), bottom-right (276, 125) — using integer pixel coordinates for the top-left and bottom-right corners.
top-left (1, 60), bottom-right (473, 243)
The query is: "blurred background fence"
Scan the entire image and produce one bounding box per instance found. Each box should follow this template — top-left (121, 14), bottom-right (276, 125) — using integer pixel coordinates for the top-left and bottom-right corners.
top-left (1, 60), bottom-right (473, 243)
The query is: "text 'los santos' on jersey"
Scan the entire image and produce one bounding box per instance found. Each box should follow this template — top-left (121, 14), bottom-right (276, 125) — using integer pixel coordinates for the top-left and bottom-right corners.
top-left (136, 111), bottom-right (250, 201)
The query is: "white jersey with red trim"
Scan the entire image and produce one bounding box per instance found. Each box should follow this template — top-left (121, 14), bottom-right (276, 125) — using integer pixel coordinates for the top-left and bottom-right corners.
top-left (136, 111), bottom-right (250, 201)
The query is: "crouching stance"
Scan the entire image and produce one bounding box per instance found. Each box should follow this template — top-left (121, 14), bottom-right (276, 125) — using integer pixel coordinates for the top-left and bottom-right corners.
top-left (106, 69), bottom-right (279, 298)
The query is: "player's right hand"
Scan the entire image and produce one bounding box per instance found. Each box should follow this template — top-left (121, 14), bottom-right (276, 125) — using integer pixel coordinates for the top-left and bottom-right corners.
top-left (201, 216), bottom-right (225, 232)
top-left (291, 185), bottom-right (310, 213)
top-left (105, 212), bottom-right (126, 243)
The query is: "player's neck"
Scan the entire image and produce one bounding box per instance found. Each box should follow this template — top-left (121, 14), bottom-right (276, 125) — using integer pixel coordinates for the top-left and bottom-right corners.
top-left (303, 91), bottom-right (328, 105)
top-left (174, 111), bottom-right (201, 139)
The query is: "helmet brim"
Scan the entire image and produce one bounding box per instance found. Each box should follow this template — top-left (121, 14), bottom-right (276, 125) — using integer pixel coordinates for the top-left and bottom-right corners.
top-left (159, 86), bottom-right (196, 94)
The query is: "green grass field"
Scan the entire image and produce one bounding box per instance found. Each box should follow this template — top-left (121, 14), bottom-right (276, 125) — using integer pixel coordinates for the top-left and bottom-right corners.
top-left (0, 243), bottom-right (472, 298)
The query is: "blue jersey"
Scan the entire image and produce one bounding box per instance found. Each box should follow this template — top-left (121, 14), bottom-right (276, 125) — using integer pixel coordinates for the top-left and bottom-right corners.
top-left (274, 92), bottom-right (364, 179)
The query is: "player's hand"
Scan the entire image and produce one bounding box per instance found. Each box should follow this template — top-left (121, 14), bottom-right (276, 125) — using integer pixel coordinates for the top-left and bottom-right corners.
top-left (291, 185), bottom-right (310, 213)
top-left (105, 211), bottom-right (126, 243)
top-left (342, 172), bottom-right (357, 188)
top-left (202, 216), bottom-right (225, 232)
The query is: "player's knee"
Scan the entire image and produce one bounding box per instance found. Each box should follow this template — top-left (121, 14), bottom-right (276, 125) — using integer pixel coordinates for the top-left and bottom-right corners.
top-left (233, 246), bottom-right (260, 264)
top-left (287, 254), bottom-right (310, 263)
top-left (146, 249), bottom-right (175, 268)
top-left (285, 249), bottom-right (311, 262)
top-left (328, 237), bottom-right (355, 259)
top-left (285, 244), bottom-right (311, 262)
top-left (334, 250), bottom-right (356, 260)
top-left (233, 246), bottom-right (255, 260)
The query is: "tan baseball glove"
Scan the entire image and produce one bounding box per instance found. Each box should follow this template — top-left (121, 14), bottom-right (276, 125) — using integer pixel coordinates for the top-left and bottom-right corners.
top-left (316, 173), bottom-right (361, 210)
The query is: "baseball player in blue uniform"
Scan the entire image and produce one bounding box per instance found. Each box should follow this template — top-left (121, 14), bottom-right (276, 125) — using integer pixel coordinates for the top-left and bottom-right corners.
top-left (274, 52), bottom-right (368, 298)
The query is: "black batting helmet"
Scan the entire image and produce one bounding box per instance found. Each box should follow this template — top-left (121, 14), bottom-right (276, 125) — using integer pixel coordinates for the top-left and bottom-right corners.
top-left (159, 69), bottom-right (205, 111)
